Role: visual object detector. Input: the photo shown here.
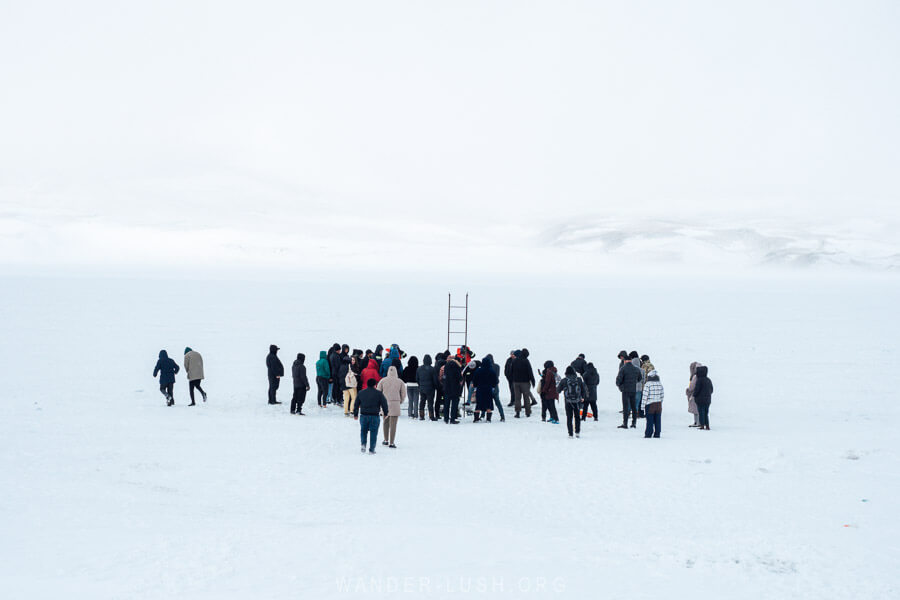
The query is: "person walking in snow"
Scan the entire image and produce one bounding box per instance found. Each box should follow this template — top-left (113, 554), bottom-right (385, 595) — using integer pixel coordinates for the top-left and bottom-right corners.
top-left (686, 362), bottom-right (701, 427)
top-left (692, 365), bottom-right (714, 430)
top-left (401, 356), bottom-right (419, 419)
top-left (376, 365), bottom-right (406, 448)
top-left (315, 350), bottom-right (331, 407)
top-left (558, 366), bottom-right (586, 438)
top-left (581, 362), bottom-right (600, 421)
top-left (442, 354), bottom-right (464, 424)
top-left (472, 354), bottom-right (500, 422)
top-left (266, 344), bottom-right (284, 405)
top-left (291, 353), bottom-right (310, 414)
top-left (183, 347), bottom-right (206, 406)
top-left (538, 360), bottom-right (560, 423)
top-left (511, 349), bottom-right (537, 418)
top-left (616, 354), bottom-right (642, 428)
top-left (416, 354), bottom-right (436, 420)
top-left (641, 369), bottom-right (664, 438)
top-left (153, 349), bottom-right (180, 406)
top-left (354, 379), bottom-right (389, 454)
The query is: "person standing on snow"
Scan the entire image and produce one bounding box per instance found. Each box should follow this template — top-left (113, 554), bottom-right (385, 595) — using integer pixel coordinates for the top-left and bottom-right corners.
top-left (433, 351), bottom-right (448, 419)
top-left (538, 360), bottom-right (560, 423)
top-left (360, 356), bottom-right (381, 390)
top-left (153, 349), bottom-right (180, 406)
top-left (686, 362), bottom-right (701, 427)
top-left (265, 345), bottom-right (284, 405)
top-left (328, 344), bottom-right (343, 404)
top-left (641, 369), bottom-right (664, 438)
top-left (291, 353), bottom-right (310, 414)
top-left (570, 353), bottom-right (587, 377)
top-left (615, 354), bottom-right (642, 429)
top-left (315, 350), bottom-right (331, 407)
top-left (376, 366), bottom-right (406, 448)
top-left (183, 347), bottom-right (206, 406)
top-left (354, 379), bottom-right (390, 454)
top-left (472, 354), bottom-right (500, 422)
top-left (581, 362), bottom-right (600, 421)
top-left (692, 365), bottom-right (714, 430)
top-left (504, 350), bottom-right (517, 408)
top-left (558, 366), bottom-right (586, 438)
top-left (416, 354), bottom-right (436, 420)
top-left (511, 348), bottom-right (537, 418)
top-left (442, 354), bottom-right (464, 424)
top-left (342, 355), bottom-right (360, 416)
top-left (630, 351), bottom-right (645, 418)
top-left (401, 356), bottom-right (419, 419)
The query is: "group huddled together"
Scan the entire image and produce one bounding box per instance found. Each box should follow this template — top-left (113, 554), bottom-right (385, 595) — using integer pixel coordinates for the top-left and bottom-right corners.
top-left (152, 343), bottom-right (715, 454)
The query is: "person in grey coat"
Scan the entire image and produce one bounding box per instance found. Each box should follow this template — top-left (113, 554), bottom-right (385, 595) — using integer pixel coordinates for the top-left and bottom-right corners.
top-left (183, 347), bottom-right (206, 406)
top-left (416, 354), bottom-right (436, 420)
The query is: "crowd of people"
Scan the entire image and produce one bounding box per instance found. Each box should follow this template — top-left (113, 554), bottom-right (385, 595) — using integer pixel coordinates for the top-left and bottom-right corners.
top-left (152, 343), bottom-right (715, 453)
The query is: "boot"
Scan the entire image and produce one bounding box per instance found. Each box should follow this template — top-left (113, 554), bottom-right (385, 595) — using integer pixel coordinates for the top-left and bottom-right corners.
top-left (631, 417), bottom-right (637, 428)
top-left (617, 415), bottom-right (628, 429)
top-left (419, 409), bottom-right (425, 420)
top-left (473, 412), bottom-right (481, 422)
top-left (486, 412), bottom-right (492, 422)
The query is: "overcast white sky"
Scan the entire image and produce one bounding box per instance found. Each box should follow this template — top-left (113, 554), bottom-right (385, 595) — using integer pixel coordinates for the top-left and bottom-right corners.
top-left (1, 1), bottom-right (898, 271)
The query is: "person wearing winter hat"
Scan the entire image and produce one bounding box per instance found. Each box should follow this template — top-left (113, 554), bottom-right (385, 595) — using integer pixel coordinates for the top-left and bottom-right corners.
top-left (153, 349), bottom-right (180, 406)
top-left (686, 362), bottom-right (701, 427)
top-left (538, 360), bottom-right (560, 423)
top-left (416, 354), bottom-right (436, 420)
top-left (581, 362), bottom-right (600, 421)
top-left (472, 355), bottom-right (499, 422)
top-left (557, 366), bottom-right (586, 438)
top-left (183, 347), bottom-right (206, 405)
top-left (504, 350), bottom-right (517, 408)
top-left (265, 345), bottom-right (284, 405)
top-left (641, 369), bottom-right (664, 438)
top-left (692, 365), bottom-right (714, 430)
top-left (511, 349), bottom-right (537, 418)
top-left (401, 356), bottom-right (420, 419)
top-left (291, 353), bottom-right (310, 414)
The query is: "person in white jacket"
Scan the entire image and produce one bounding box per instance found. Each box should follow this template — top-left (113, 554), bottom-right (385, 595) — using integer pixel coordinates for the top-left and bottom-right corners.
top-left (641, 370), bottom-right (664, 438)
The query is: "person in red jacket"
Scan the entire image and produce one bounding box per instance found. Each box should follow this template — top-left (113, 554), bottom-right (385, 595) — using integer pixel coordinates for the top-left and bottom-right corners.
top-left (361, 359), bottom-right (381, 389)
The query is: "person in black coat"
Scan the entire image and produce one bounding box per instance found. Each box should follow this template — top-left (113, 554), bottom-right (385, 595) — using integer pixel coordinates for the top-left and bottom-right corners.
top-left (266, 344), bottom-right (284, 404)
top-left (153, 349), bottom-right (180, 406)
top-left (615, 357), bottom-right (642, 428)
top-left (328, 344), bottom-right (343, 404)
top-left (581, 362), bottom-right (600, 421)
top-left (504, 351), bottom-right (517, 407)
top-left (442, 356), bottom-right (464, 424)
top-left (354, 380), bottom-right (390, 454)
top-left (571, 354), bottom-right (587, 376)
top-left (401, 356), bottom-right (419, 419)
top-left (692, 365), bottom-right (714, 430)
top-left (291, 353), bottom-right (310, 414)
top-left (511, 348), bottom-right (537, 418)
top-left (472, 355), bottom-right (500, 422)
top-left (433, 351), bottom-right (447, 419)
top-left (416, 354), bottom-right (436, 420)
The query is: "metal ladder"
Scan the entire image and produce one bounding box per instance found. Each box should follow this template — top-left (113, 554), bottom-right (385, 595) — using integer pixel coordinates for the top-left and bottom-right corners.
top-left (447, 293), bottom-right (468, 352)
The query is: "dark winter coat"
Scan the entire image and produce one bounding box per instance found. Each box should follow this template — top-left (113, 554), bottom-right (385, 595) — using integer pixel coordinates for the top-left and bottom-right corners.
top-left (511, 350), bottom-right (535, 385)
top-left (582, 364), bottom-right (600, 387)
top-left (338, 355), bottom-right (352, 390)
top-left (328, 348), bottom-right (343, 382)
top-left (615, 361), bottom-right (642, 393)
top-left (266, 346), bottom-right (284, 378)
top-left (539, 367), bottom-right (559, 400)
top-left (571, 357), bottom-right (587, 376)
top-left (292, 355), bottom-right (310, 389)
top-left (153, 350), bottom-right (180, 385)
top-left (434, 355), bottom-right (447, 390)
top-left (401, 356), bottom-right (419, 384)
top-left (353, 387), bottom-right (390, 417)
top-left (442, 358), bottom-right (464, 398)
top-left (693, 366), bottom-right (714, 404)
top-left (416, 355), bottom-right (435, 394)
top-left (504, 355), bottom-right (516, 381)
top-left (558, 375), bottom-right (587, 405)
top-left (472, 355), bottom-right (499, 411)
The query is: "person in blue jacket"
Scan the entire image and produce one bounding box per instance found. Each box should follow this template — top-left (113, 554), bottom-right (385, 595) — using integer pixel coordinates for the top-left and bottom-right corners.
top-left (153, 350), bottom-right (180, 406)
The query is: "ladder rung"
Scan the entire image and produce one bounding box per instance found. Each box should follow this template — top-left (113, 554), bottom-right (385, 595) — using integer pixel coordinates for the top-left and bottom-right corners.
top-left (449, 331), bottom-right (467, 334)
top-left (448, 318), bottom-right (466, 321)
top-left (449, 305), bottom-right (467, 309)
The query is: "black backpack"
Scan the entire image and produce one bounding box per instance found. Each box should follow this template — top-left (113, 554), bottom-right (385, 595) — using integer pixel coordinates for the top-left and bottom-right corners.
top-left (565, 377), bottom-right (581, 403)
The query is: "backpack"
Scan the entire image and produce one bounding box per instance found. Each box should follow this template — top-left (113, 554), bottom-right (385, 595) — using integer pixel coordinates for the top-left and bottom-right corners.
top-left (564, 377), bottom-right (581, 403)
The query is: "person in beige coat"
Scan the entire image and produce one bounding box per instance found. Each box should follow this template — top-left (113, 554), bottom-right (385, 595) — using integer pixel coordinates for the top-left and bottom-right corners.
top-left (376, 366), bottom-right (406, 448)
top-left (686, 361), bottom-right (701, 427)
top-left (183, 347), bottom-right (206, 406)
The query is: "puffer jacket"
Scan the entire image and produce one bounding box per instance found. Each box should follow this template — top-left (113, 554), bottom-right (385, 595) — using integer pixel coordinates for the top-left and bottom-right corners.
top-left (416, 355), bottom-right (436, 393)
top-left (692, 366), bottom-right (713, 404)
top-left (442, 357), bottom-right (464, 397)
top-left (153, 350), bottom-right (180, 385)
top-left (380, 346), bottom-right (403, 377)
top-left (582, 364), bottom-right (600, 387)
top-left (616, 361), bottom-right (642, 393)
top-left (315, 351), bottom-right (331, 379)
top-left (376, 366), bottom-right (407, 417)
top-left (360, 360), bottom-right (381, 389)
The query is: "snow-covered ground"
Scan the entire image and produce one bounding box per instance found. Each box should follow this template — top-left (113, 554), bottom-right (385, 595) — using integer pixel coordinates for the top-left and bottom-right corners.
top-left (1, 273), bottom-right (898, 598)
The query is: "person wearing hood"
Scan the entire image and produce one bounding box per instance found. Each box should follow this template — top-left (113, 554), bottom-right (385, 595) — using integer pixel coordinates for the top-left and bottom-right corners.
top-left (570, 354), bottom-right (587, 377)
top-left (511, 348), bottom-right (537, 418)
top-left (615, 354), bottom-right (642, 428)
top-left (488, 356), bottom-right (505, 422)
top-left (376, 366), bottom-right (406, 447)
top-left (360, 357), bottom-right (381, 390)
top-left (641, 369), bottom-right (664, 437)
top-left (433, 351), bottom-right (448, 419)
top-left (464, 359), bottom-right (479, 407)
top-left (557, 366), bottom-right (587, 438)
top-left (416, 355), bottom-right (436, 420)
top-left (153, 349), bottom-right (180, 406)
top-left (374, 345), bottom-right (384, 371)
top-left (401, 356), bottom-right (419, 419)
top-left (581, 362), bottom-right (600, 421)
top-left (291, 353), bottom-right (310, 414)
top-left (266, 345), bottom-right (284, 405)
top-left (538, 360), bottom-right (560, 423)
top-left (381, 345), bottom-right (403, 377)
top-left (342, 355), bottom-right (360, 416)
top-left (686, 362), bottom-right (701, 427)
top-left (692, 365), bottom-right (713, 430)
top-left (315, 350), bottom-right (331, 407)
top-left (183, 347), bottom-right (206, 406)
top-left (354, 379), bottom-right (390, 454)
top-left (442, 355), bottom-right (464, 424)
top-left (630, 352), bottom-right (645, 418)
top-left (328, 344), bottom-right (343, 405)
top-left (472, 355), bottom-right (499, 422)
top-left (504, 351), bottom-right (517, 408)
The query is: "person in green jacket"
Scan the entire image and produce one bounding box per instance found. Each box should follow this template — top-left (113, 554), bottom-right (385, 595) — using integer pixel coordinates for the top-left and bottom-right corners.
top-left (315, 350), bottom-right (331, 407)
